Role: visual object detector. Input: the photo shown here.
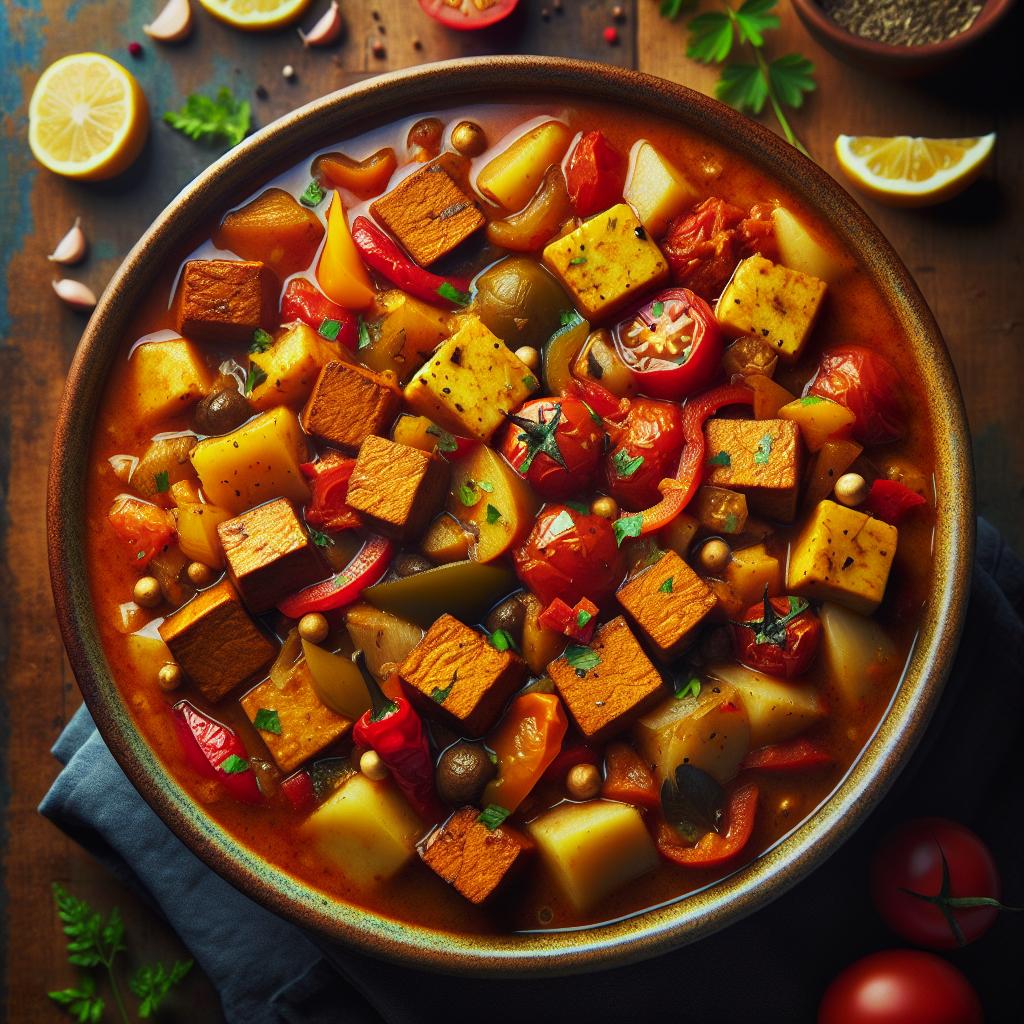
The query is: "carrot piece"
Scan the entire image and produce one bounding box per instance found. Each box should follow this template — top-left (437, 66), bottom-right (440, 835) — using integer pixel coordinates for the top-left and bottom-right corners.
top-left (601, 741), bottom-right (660, 811)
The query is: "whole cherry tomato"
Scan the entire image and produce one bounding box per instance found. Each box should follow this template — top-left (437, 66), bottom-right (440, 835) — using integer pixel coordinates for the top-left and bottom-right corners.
top-left (731, 590), bottom-right (822, 678)
top-left (514, 504), bottom-right (626, 608)
top-left (870, 818), bottom-right (1006, 950)
top-left (818, 950), bottom-right (982, 1024)
top-left (808, 346), bottom-right (906, 446)
top-left (501, 397), bottom-right (604, 500)
top-left (602, 398), bottom-right (685, 511)
top-left (614, 288), bottom-right (723, 400)
top-left (564, 131), bottom-right (625, 217)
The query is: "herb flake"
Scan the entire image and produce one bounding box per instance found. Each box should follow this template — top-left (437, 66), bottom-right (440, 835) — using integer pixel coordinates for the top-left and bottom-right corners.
top-left (309, 527), bottom-right (333, 548)
top-left (154, 470), bottom-right (170, 494)
top-left (613, 513), bottom-right (643, 547)
top-left (612, 449), bottom-right (645, 478)
top-left (299, 179), bottom-right (326, 208)
top-left (659, 576), bottom-right (674, 594)
top-left (244, 363), bottom-right (267, 396)
top-left (477, 804), bottom-right (511, 830)
top-left (253, 708), bottom-right (282, 735)
top-left (426, 424), bottom-right (458, 453)
top-left (675, 677), bottom-right (702, 700)
top-left (708, 450), bottom-right (732, 467)
top-left (485, 503), bottom-right (502, 524)
top-left (220, 754), bottom-right (250, 775)
top-left (431, 674), bottom-right (456, 704)
top-left (754, 433), bottom-right (774, 465)
top-left (319, 318), bottom-right (341, 341)
top-left (249, 328), bottom-right (274, 353)
top-left (565, 643), bottom-right (601, 677)
top-left (437, 281), bottom-right (471, 306)
top-left (163, 87), bottom-right (250, 147)
top-left (490, 628), bottom-right (518, 653)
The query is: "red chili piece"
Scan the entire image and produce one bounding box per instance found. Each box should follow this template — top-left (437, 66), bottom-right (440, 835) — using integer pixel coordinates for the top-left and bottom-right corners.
top-left (171, 701), bottom-right (261, 804)
top-left (301, 453), bottom-right (361, 531)
top-left (741, 737), bottom-right (832, 772)
top-left (280, 279), bottom-right (358, 350)
top-left (864, 478), bottom-right (927, 525)
top-left (281, 770), bottom-right (316, 812)
top-left (656, 783), bottom-right (758, 867)
top-left (277, 535), bottom-right (393, 617)
top-left (537, 595), bottom-right (599, 643)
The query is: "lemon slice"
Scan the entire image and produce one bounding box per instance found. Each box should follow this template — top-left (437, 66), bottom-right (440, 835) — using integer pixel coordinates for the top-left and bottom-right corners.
top-left (835, 134), bottom-right (995, 207)
top-left (196, 0), bottom-right (311, 30)
top-left (28, 53), bottom-right (149, 181)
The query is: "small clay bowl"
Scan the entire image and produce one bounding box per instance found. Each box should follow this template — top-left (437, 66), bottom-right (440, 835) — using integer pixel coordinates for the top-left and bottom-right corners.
top-left (792, 0), bottom-right (1018, 77)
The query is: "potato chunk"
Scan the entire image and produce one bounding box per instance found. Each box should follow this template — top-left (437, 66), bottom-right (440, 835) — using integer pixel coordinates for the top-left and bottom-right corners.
top-left (715, 255), bottom-right (827, 363)
top-left (820, 601), bottom-right (900, 707)
top-left (129, 338), bottom-right (213, 424)
top-left (359, 290), bottom-right (450, 383)
top-left (542, 203), bottom-right (669, 322)
top-left (527, 800), bottom-right (658, 912)
top-left (623, 140), bottom-right (700, 238)
top-left (772, 207), bottom-right (850, 284)
top-left (778, 395), bottom-right (857, 453)
top-left (477, 120), bottom-right (572, 211)
top-left (302, 773), bottom-right (422, 888)
top-left (249, 322), bottom-right (344, 412)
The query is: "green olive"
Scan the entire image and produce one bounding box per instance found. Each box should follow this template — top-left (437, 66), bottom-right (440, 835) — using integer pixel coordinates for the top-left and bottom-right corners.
top-left (435, 742), bottom-right (496, 806)
top-left (474, 256), bottom-right (571, 350)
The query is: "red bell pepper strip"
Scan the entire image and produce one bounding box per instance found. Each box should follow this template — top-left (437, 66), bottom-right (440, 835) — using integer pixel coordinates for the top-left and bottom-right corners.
top-left (741, 738), bottom-right (833, 772)
top-left (107, 495), bottom-right (175, 568)
top-left (566, 376), bottom-right (630, 421)
top-left (281, 770), bottom-right (316, 812)
top-left (280, 278), bottom-right (358, 350)
top-left (350, 216), bottom-right (472, 308)
top-left (622, 383), bottom-right (753, 536)
top-left (537, 596), bottom-right (599, 643)
top-left (656, 783), bottom-right (759, 868)
top-left (864, 478), bottom-right (928, 526)
top-left (300, 453), bottom-right (360, 531)
top-left (351, 653), bottom-right (443, 823)
top-left (171, 702), bottom-right (261, 804)
top-left (277, 535), bottom-right (393, 617)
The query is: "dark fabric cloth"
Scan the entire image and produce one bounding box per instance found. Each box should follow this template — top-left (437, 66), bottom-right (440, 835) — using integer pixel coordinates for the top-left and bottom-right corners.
top-left (40, 518), bottom-right (1024, 1023)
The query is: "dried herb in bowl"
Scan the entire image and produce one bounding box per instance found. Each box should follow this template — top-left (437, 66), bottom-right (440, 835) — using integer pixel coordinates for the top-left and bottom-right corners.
top-left (819, 0), bottom-right (985, 47)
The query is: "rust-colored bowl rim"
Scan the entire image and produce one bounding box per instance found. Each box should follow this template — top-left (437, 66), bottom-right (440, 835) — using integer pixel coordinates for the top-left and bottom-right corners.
top-left (47, 56), bottom-right (974, 977)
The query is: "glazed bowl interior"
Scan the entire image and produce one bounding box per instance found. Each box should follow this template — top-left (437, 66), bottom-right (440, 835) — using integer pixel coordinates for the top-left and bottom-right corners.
top-left (48, 56), bottom-right (974, 976)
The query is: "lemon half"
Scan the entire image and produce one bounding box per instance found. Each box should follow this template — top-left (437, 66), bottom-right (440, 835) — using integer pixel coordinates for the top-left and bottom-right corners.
top-left (196, 0), bottom-right (312, 30)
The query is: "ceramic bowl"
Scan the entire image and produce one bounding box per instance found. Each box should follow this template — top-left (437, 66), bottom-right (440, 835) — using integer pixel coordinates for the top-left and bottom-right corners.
top-left (48, 56), bottom-right (974, 976)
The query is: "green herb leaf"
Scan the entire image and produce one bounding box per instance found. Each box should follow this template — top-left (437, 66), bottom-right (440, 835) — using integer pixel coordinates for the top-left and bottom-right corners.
top-left (437, 281), bottom-right (471, 306)
top-left (612, 448), bottom-right (644, 479)
top-left (319, 318), bottom-right (341, 341)
top-left (485, 503), bottom-right (502, 524)
top-left (253, 708), bottom-right (282, 734)
top-left (717, 62), bottom-right (769, 115)
top-left (613, 513), bottom-right (643, 547)
top-left (310, 527), bottom-right (333, 548)
top-left (651, 300), bottom-right (665, 318)
top-left (477, 804), bottom-right (511, 830)
top-left (734, 0), bottom-right (780, 46)
top-left (754, 433), bottom-right (774, 464)
top-left (659, 576), bottom-right (674, 594)
top-left (459, 481), bottom-right (482, 507)
top-left (244, 363), bottom-right (267, 396)
top-left (769, 53), bottom-right (817, 109)
top-left (357, 316), bottom-right (371, 349)
top-left (724, 513), bottom-right (739, 534)
top-left (426, 424), bottom-right (458, 453)
top-left (48, 973), bottom-right (104, 1022)
top-left (675, 676), bottom-right (701, 699)
top-left (564, 500), bottom-right (590, 514)
top-left (154, 470), bottom-right (170, 494)
top-left (559, 309), bottom-right (583, 327)
top-left (249, 328), bottom-right (274, 353)
top-left (569, 256), bottom-right (588, 266)
top-left (800, 394), bottom-right (824, 406)
top-left (299, 179), bottom-right (325, 208)
top-left (130, 959), bottom-right (194, 1019)
top-left (708, 450), bottom-right (732, 467)
top-left (565, 643), bottom-right (601, 677)
top-left (490, 628), bottom-right (518, 653)
top-left (163, 87), bottom-right (250, 147)
top-left (220, 754), bottom-right (250, 775)
top-left (523, 374), bottom-right (538, 390)
top-left (687, 11), bottom-right (734, 63)
top-left (576, 608), bottom-right (593, 628)
top-left (431, 673), bottom-right (456, 704)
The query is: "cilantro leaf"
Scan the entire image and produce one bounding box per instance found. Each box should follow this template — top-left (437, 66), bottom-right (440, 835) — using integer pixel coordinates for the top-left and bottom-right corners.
top-left (565, 643), bottom-right (601, 677)
top-left (800, 394), bottom-right (824, 406)
top-left (559, 309), bottom-right (583, 328)
top-left (754, 433), bottom-right (774, 464)
top-left (717, 63), bottom-right (769, 115)
top-left (130, 959), bottom-right (193, 1019)
top-left (299, 179), bottom-right (325, 208)
top-left (687, 11), bottom-right (734, 63)
top-left (309, 527), bottom-right (333, 548)
top-left (249, 328), bottom-right (273, 353)
top-left (459, 481), bottom-right (482, 507)
top-left (708, 450), bottom-right (732, 467)
top-left (675, 676), bottom-right (702, 700)
top-left (485, 503), bottom-right (502, 524)
top-left (319, 318), bottom-right (341, 341)
top-left (490, 628), bottom-right (518, 652)
top-left (477, 804), bottom-right (511, 830)
top-left (431, 674), bottom-right (456, 703)
top-left (768, 53), bottom-right (817, 109)
top-left (659, 577), bottom-right (674, 594)
top-left (220, 754), bottom-right (250, 774)
top-left (437, 281), bottom-right (471, 306)
top-left (576, 608), bottom-right (593, 628)
top-left (569, 256), bottom-right (588, 266)
top-left (154, 470), bottom-right (170, 494)
top-left (426, 424), bottom-right (458, 453)
top-left (357, 316), bottom-right (371, 349)
top-left (163, 88), bottom-right (251, 147)
top-left (612, 449), bottom-right (644, 479)
top-left (651, 300), bottom-right (665, 318)
top-left (244, 363), bottom-right (267, 396)
top-left (734, 0), bottom-right (780, 46)
top-left (613, 513), bottom-right (643, 547)
top-left (253, 708), bottom-right (282, 735)
top-left (564, 500), bottom-right (590, 514)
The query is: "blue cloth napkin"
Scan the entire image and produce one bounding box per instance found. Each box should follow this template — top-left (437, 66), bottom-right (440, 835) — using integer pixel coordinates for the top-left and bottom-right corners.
top-left (40, 519), bottom-right (1024, 1023)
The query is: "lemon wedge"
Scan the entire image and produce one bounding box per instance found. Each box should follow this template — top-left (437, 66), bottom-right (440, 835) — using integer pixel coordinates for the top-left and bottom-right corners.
top-left (196, 0), bottom-right (311, 30)
top-left (28, 53), bottom-right (149, 181)
top-left (834, 134), bottom-right (996, 207)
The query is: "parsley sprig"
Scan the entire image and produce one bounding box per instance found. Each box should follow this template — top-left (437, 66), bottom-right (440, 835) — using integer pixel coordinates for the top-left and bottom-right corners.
top-left (163, 88), bottom-right (251, 148)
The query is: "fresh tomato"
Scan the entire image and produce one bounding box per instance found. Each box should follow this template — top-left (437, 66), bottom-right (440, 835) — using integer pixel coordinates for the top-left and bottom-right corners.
top-left (514, 503), bottom-right (626, 608)
top-left (732, 590), bottom-right (822, 678)
top-left (416, 0), bottom-right (518, 31)
top-left (818, 950), bottom-right (982, 1024)
top-left (808, 346), bottom-right (906, 446)
top-left (656, 783), bottom-right (759, 868)
top-left (500, 397), bottom-right (603, 500)
top-left (870, 818), bottom-right (1006, 950)
top-left (602, 397), bottom-right (685, 511)
top-left (280, 278), bottom-right (358, 350)
top-left (301, 452), bottom-right (360, 532)
top-left (107, 495), bottom-right (175, 568)
top-left (864, 478), bottom-right (928, 525)
top-left (613, 289), bottom-right (723, 400)
top-left (564, 131), bottom-right (625, 217)
top-left (171, 702), bottom-right (261, 804)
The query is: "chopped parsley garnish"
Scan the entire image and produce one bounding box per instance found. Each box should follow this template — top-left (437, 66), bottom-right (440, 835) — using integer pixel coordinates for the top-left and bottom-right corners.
top-left (220, 754), bottom-right (250, 775)
top-left (299, 179), bottom-right (326, 207)
top-left (485, 503), bottom-right (502, 524)
top-left (431, 674), bottom-right (455, 704)
top-left (675, 677), bottom-right (701, 700)
top-left (559, 309), bottom-right (583, 327)
top-left (437, 281), bottom-right (471, 306)
top-left (163, 87), bottom-right (250, 147)
top-left (651, 300), bottom-right (665, 319)
top-left (754, 433), bottom-right (774, 465)
top-left (708, 450), bottom-right (732, 468)
top-left (549, 509), bottom-right (575, 535)
top-left (522, 374), bottom-right (538, 390)
top-left (249, 328), bottom-right (274, 353)
top-left (478, 480), bottom-right (495, 493)
top-left (319, 318), bottom-right (341, 341)
top-left (459, 481), bottom-right (481, 507)
top-left (357, 316), bottom-right (371, 349)
top-left (576, 608), bottom-right (593, 628)
top-left (490, 629), bottom-right (517, 653)
top-left (565, 643), bottom-right (601, 677)
top-left (659, 576), bottom-right (674, 594)
top-left (613, 513), bottom-right (643, 547)
top-left (569, 256), bottom-right (588, 266)
top-left (244, 363), bottom-right (267, 396)
top-left (136, 550), bottom-right (146, 561)
top-left (724, 513), bottom-right (739, 534)
top-left (154, 470), bottom-right (170, 494)
top-left (253, 708), bottom-right (282, 735)
top-left (477, 804), bottom-right (511, 830)
top-left (507, 403), bottom-right (567, 475)
top-left (612, 449), bottom-right (644, 478)
top-left (309, 527), bottom-right (333, 547)
top-left (800, 394), bottom-right (824, 406)
top-left (426, 424), bottom-right (458, 453)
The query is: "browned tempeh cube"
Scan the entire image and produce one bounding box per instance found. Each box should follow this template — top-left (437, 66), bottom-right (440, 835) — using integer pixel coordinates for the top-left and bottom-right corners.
top-left (240, 661), bottom-right (351, 773)
top-left (616, 550), bottom-right (718, 661)
top-left (370, 158), bottom-right (485, 267)
top-left (704, 418), bottom-right (804, 523)
top-left (217, 497), bottom-right (325, 614)
top-left (548, 616), bottom-right (665, 742)
top-left (399, 613), bottom-right (529, 736)
top-left (175, 259), bottom-right (277, 344)
top-left (420, 807), bottom-right (533, 904)
top-left (346, 436), bottom-right (450, 543)
top-left (300, 360), bottom-right (402, 451)
top-left (158, 579), bottom-right (276, 702)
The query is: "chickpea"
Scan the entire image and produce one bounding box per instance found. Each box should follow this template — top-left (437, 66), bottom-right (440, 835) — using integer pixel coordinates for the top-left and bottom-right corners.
top-left (157, 662), bottom-right (182, 691)
top-left (514, 345), bottom-right (540, 371)
top-left (591, 496), bottom-right (619, 520)
top-left (133, 576), bottom-right (162, 609)
top-left (834, 472), bottom-right (868, 507)
top-left (297, 612), bottom-right (329, 644)
top-left (186, 561), bottom-right (214, 587)
top-left (698, 538), bottom-right (731, 574)
top-left (566, 763), bottom-right (601, 801)
top-left (451, 120), bottom-right (488, 158)
top-left (360, 749), bottom-right (389, 781)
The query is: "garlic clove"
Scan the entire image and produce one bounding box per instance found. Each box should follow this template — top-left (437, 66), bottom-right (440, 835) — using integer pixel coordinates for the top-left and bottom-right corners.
top-left (47, 217), bottom-right (88, 265)
top-left (53, 278), bottom-right (98, 312)
top-left (298, 1), bottom-right (343, 47)
top-left (144, 0), bottom-right (193, 44)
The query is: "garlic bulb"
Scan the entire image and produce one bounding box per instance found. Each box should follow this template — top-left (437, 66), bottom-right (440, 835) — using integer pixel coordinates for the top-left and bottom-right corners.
top-left (47, 217), bottom-right (88, 265)
top-left (298, 1), bottom-right (343, 47)
top-left (53, 278), bottom-right (98, 311)
top-left (144, 0), bottom-right (193, 44)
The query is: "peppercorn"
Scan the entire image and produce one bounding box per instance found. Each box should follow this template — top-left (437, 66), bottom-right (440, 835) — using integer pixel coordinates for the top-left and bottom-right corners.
top-left (603, 26), bottom-right (619, 45)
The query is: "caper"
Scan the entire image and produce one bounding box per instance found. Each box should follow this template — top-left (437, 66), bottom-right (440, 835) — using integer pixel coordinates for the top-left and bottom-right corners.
top-left (435, 742), bottom-right (496, 806)
top-left (192, 387), bottom-right (251, 436)
top-left (407, 117), bottom-right (444, 158)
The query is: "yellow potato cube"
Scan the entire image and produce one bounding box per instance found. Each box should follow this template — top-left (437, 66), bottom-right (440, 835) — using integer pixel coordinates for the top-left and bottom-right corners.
top-left (190, 407), bottom-right (310, 514)
top-left (176, 500), bottom-right (232, 568)
top-left (543, 203), bottom-right (669, 322)
top-left (249, 322), bottom-right (344, 412)
top-left (421, 513), bottom-right (472, 564)
top-left (125, 631), bottom-right (175, 687)
top-left (527, 800), bottom-right (659, 912)
top-left (129, 338), bottom-right (213, 424)
top-left (477, 120), bottom-right (573, 211)
top-left (716, 255), bottom-right (827, 363)
top-left (772, 207), bottom-right (850, 284)
top-left (787, 499), bottom-right (898, 614)
top-left (820, 602), bottom-right (899, 708)
top-left (403, 316), bottom-right (537, 441)
top-left (623, 140), bottom-right (700, 238)
top-left (391, 414), bottom-right (439, 453)
top-left (778, 395), bottom-right (857, 452)
top-left (302, 774), bottom-right (422, 889)
top-left (360, 290), bottom-right (450, 383)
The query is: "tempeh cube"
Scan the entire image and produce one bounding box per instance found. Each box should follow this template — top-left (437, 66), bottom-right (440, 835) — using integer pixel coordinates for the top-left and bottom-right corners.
top-left (175, 259), bottom-right (277, 344)
top-left (301, 360), bottom-right (402, 451)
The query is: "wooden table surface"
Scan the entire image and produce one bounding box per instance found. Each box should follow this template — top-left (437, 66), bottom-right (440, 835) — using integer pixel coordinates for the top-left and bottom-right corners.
top-left (2, 1), bottom-right (1021, 1019)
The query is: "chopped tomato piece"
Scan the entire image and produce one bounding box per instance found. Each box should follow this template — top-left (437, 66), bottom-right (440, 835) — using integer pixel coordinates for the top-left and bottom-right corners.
top-left (107, 495), bottom-right (175, 568)
top-left (864, 478), bottom-right (927, 525)
top-left (537, 596), bottom-right (599, 643)
top-left (601, 742), bottom-right (659, 810)
top-left (656, 783), bottom-right (759, 867)
top-left (301, 452), bottom-right (360, 531)
top-left (281, 770), bottom-right (316, 812)
top-left (741, 738), bottom-right (832, 772)
top-left (565, 131), bottom-right (625, 218)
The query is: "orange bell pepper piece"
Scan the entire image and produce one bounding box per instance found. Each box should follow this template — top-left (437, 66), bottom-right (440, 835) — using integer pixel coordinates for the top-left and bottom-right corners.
top-left (316, 191), bottom-right (375, 311)
top-left (601, 742), bottom-right (660, 811)
top-left (481, 693), bottom-right (568, 812)
top-left (313, 147), bottom-right (397, 201)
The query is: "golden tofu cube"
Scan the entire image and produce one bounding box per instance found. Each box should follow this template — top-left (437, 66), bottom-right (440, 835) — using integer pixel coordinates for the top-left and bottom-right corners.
top-left (704, 418), bottom-right (803, 523)
top-left (716, 255), bottom-right (827, 363)
top-left (787, 499), bottom-right (898, 614)
top-left (623, 140), bottom-right (700, 238)
top-left (542, 203), bottom-right (669, 322)
top-left (249, 322), bottom-right (345, 412)
top-left (360, 290), bottom-right (450, 383)
top-left (403, 315), bottom-right (536, 441)
top-left (129, 338), bottom-right (213, 424)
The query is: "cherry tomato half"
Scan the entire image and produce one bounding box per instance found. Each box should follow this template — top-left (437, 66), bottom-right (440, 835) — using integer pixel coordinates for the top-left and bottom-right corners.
top-left (602, 397), bottom-right (685, 511)
top-left (808, 346), bottom-right (906, 446)
top-left (731, 593), bottom-right (822, 678)
top-left (564, 131), bottom-right (625, 218)
top-left (870, 818), bottom-right (1003, 950)
top-left (614, 288), bottom-right (723, 400)
top-left (514, 503), bottom-right (625, 608)
top-left (818, 950), bottom-right (982, 1024)
top-left (501, 397), bottom-right (603, 500)
top-left (417, 0), bottom-right (518, 31)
